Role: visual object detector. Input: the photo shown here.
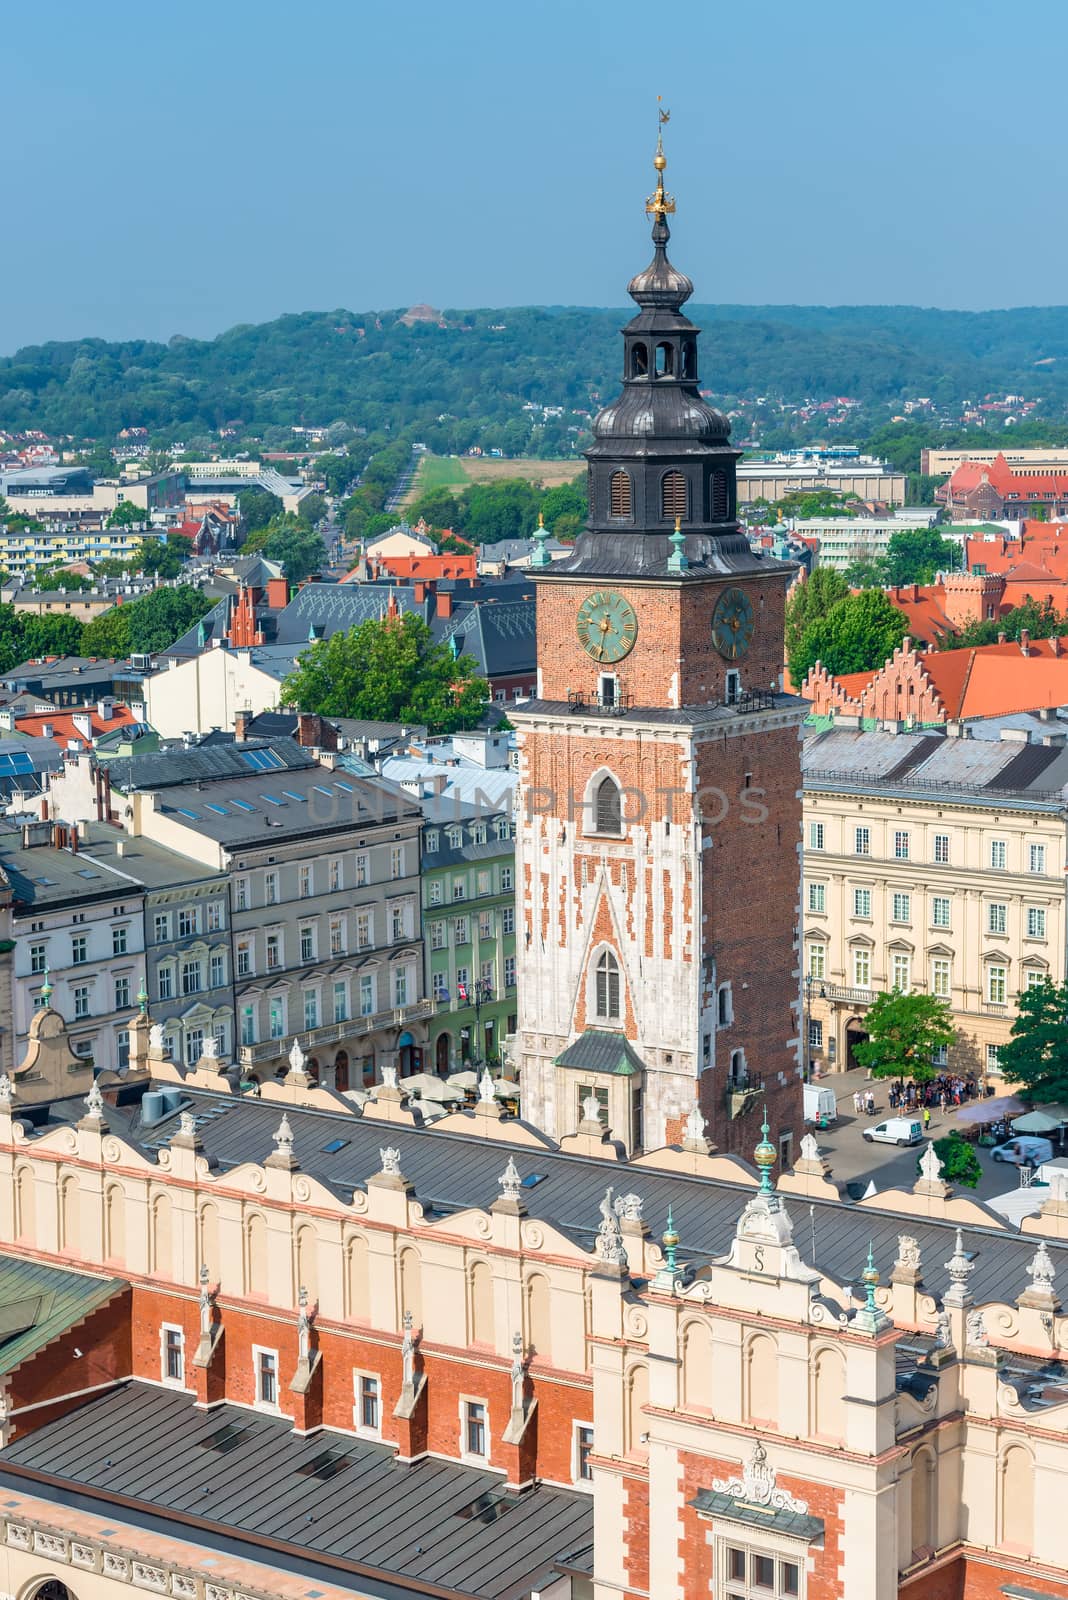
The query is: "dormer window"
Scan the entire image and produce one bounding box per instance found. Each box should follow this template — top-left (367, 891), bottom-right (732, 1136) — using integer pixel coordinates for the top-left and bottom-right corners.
top-left (661, 471), bottom-right (689, 521)
top-left (609, 471), bottom-right (633, 519)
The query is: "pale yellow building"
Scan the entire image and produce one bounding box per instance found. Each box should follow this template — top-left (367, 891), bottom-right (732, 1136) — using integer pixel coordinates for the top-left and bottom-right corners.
top-left (803, 723), bottom-right (1068, 1081)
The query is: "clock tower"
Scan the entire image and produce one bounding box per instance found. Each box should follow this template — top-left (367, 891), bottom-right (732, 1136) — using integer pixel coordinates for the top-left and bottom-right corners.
top-left (512, 125), bottom-right (805, 1159)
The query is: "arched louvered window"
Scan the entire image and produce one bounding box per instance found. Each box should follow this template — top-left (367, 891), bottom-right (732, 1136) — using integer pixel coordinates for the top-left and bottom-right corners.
top-left (661, 471), bottom-right (689, 521)
top-left (711, 470), bottom-right (729, 520)
top-left (594, 775), bottom-right (622, 834)
top-left (609, 471), bottom-right (632, 519)
top-left (631, 342), bottom-right (648, 377)
top-left (595, 950), bottom-right (621, 1020)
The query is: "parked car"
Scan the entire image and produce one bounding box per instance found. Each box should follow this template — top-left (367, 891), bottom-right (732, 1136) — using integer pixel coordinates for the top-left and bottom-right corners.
top-left (991, 1136), bottom-right (1054, 1167)
top-left (863, 1117), bottom-right (923, 1147)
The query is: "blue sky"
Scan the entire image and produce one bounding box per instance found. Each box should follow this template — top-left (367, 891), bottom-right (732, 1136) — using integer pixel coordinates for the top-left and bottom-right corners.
top-left (4, 0), bottom-right (1066, 351)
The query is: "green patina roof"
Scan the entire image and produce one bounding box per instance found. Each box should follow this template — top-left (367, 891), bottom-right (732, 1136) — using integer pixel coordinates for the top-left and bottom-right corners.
top-left (0, 1253), bottom-right (126, 1375)
top-left (690, 1488), bottom-right (824, 1542)
top-left (556, 1030), bottom-right (643, 1077)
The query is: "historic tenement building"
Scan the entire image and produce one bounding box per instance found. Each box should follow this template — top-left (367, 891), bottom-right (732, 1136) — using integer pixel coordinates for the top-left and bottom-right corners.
top-left (0, 1005), bottom-right (1066, 1600)
top-left (512, 138), bottom-right (804, 1158)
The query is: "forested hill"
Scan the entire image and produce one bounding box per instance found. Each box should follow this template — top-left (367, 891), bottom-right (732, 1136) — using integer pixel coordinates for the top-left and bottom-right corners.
top-left (7, 302), bottom-right (1068, 448)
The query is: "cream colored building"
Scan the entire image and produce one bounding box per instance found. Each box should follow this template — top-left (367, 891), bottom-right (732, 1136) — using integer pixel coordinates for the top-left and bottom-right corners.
top-left (737, 459), bottom-right (907, 506)
top-left (803, 723), bottom-right (1068, 1081)
top-left (144, 645), bottom-right (291, 738)
top-left (796, 508), bottom-right (940, 571)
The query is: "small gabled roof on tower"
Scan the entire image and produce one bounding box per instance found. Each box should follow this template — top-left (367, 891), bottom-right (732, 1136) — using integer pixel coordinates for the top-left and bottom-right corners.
top-left (556, 1030), bottom-right (642, 1077)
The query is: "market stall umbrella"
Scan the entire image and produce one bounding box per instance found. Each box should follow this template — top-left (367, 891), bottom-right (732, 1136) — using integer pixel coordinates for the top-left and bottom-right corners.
top-left (955, 1095), bottom-right (1025, 1125)
top-left (493, 1076), bottom-right (520, 1098)
top-left (446, 1071), bottom-right (480, 1091)
top-left (1012, 1109), bottom-right (1065, 1134)
top-left (402, 1073), bottom-right (462, 1103)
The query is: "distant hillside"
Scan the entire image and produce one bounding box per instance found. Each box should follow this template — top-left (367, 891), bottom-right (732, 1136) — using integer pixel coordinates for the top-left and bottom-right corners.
top-left (6, 303), bottom-right (1068, 449)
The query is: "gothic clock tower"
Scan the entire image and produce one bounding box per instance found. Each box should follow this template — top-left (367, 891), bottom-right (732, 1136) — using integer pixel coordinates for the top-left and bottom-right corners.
top-left (512, 124), bottom-right (804, 1159)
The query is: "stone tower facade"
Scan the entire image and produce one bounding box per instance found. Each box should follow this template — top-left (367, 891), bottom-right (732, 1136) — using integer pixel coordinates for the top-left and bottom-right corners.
top-left (512, 135), bottom-right (805, 1159)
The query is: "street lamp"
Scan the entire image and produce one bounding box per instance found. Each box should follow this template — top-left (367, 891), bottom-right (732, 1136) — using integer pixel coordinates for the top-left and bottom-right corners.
top-left (458, 978), bottom-right (494, 1070)
top-left (803, 974), bottom-right (827, 1083)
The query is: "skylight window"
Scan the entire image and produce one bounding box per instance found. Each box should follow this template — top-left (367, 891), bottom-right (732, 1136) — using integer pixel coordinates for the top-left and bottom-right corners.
top-left (261, 794), bottom-right (285, 807)
top-left (313, 785), bottom-right (333, 797)
top-left (176, 808), bottom-right (198, 821)
top-left (281, 790), bottom-right (306, 803)
top-left (205, 803), bottom-right (229, 816)
top-left (231, 799), bottom-right (256, 813)
top-left (335, 781), bottom-right (354, 793)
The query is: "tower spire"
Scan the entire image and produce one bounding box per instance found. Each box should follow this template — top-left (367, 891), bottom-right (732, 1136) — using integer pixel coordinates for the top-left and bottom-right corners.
top-left (646, 97), bottom-right (675, 222)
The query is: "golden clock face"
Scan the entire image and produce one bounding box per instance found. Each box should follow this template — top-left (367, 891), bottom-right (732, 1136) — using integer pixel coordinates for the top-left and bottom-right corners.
top-left (711, 586), bottom-right (754, 660)
top-left (576, 590), bottom-right (638, 663)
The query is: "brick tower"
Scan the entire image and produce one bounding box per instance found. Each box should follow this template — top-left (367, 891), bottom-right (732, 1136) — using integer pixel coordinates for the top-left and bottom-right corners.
top-left (512, 125), bottom-right (804, 1159)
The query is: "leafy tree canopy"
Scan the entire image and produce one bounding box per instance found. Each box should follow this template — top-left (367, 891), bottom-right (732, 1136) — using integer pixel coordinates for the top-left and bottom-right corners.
top-left (842, 555), bottom-right (887, 588)
top-left (297, 492), bottom-right (327, 527)
top-left (407, 476), bottom-right (586, 546)
top-left (106, 500), bottom-right (149, 529)
top-left (926, 1131), bottom-right (982, 1189)
top-left (80, 585), bottom-right (213, 658)
top-left (784, 567), bottom-right (849, 674)
top-left (313, 453), bottom-right (356, 497)
top-left (996, 978), bottom-right (1068, 1103)
top-left (244, 513), bottom-right (325, 581)
top-left (792, 587), bottom-right (908, 681)
top-left (883, 528), bottom-right (961, 587)
top-left (237, 486), bottom-right (283, 533)
top-left (853, 990), bottom-right (957, 1085)
top-left (940, 595), bottom-right (1068, 650)
top-left (30, 565), bottom-right (93, 592)
top-left (281, 614), bottom-right (489, 734)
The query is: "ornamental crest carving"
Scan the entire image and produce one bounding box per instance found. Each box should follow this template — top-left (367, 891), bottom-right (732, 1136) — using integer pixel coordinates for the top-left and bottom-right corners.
top-left (712, 1441), bottom-right (808, 1515)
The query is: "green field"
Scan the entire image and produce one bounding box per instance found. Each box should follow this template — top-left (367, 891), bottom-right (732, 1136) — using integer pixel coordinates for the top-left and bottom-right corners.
top-left (409, 455), bottom-right (472, 496)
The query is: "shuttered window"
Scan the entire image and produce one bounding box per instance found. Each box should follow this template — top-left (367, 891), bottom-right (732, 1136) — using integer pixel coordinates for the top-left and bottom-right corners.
top-left (609, 471), bottom-right (632, 518)
top-left (661, 471), bottom-right (688, 520)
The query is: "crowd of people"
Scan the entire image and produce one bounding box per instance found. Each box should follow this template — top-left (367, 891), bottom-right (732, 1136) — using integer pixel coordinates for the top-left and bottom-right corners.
top-left (886, 1073), bottom-right (980, 1112)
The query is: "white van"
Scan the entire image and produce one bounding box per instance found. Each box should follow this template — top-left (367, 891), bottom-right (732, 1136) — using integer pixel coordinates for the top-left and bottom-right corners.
top-left (991, 1136), bottom-right (1054, 1167)
top-left (863, 1117), bottom-right (923, 1147)
top-left (803, 1084), bottom-right (837, 1124)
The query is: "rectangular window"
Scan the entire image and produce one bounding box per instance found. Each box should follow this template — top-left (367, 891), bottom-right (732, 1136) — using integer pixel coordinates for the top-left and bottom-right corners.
top-left (181, 959), bottom-right (201, 996)
top-left (479, 909), bottom-right (493, 939)
top-left (809, 820), bottom-right (825, 850)
top-left (988, 903), bottom-right (1007, 935)
top-left (504, 955), bottom-right (516, 987)
top-left (721, 1544), bottom-right (800, 1599)
top-left (154, 912), bottom-right (170, 942)
top-left (158, 967), bottom-right (173, 1001)
top-left (117, 1029), bottom-right (130, 1070)
top-left (112, 925), bottom-right (128, 956)
top-left (266, 933), bottom-right (281, 971)
top-left (808, 883), bottom-right (826, 913)
top-left (854, 826), bottom-right (870, 856)
top-left (430, 921), bottom-right (445, 951)
top-left (330, 857), bottom-right (343, 891)
top-left (30, 943), bottom-right (46, 975)
top-left (162, 1326), bottom-right (184, 1385)
top-left (454, 916), bottom-right (469, 945)
top-left (808, 1018), bottom-right (823, 1049)
top-left (987, 1043), bottom-right (1001, 1072)
top-left (476, 868), bottom-right (491, 896)
top-left (1027, 906), bottom-right (1047, 938)
top-left (452, 877), bottom-right (467, 901)
top-left (390, 845), bottom-right (404, 879)
top-left (358, 1374), bottom-right (380, 1432)
top-left (236, 939), bottom-right (253, 977)
top-left (456, 965), bottom-right (469, 990)
top-left (114, 976), bottom-right (131, 1010)
top-left (265, 871), bottom-right (279, 905)
top-left (891, 952), bottom-right (911, 991)
top-left (932, 957), bottom-right (951, 998)
top-left (299, 925), bottom-right (315, 962)
top-left (210, 953), bottom-right (226, 988)
top-left (852, 887), bottom-right (871, 919)
top-left (502, 906), bottom-right (515, 935)
top-left (428, 879), bottom-right (443, 907)
top-left (330, 917), bottom-right (345, 956)
top-left (299, 864), bottom-right (312, 898)
top-left (72, 934), bottom-right (87, 965)
top-left (73, 984), bottom-right (90, 1019)
top-left (932, 896), bottom-right (951, 929)
top-left (241, 1005), bottom-right (256, 1046)
top-left (933, 832), bottom-right (950, 864)
top-left (391, 906), bottom-right (405, 942)
top-left (185, 1028), bottom-right (204, 1066)
top-left (356, 853), bottom-right (369, 887)
top-left (360, 975), bottom-right (375, 1017)
top-left (464, 1400), bottom-right (487, 1458)
top-left (807, 942), bottom-right (826, 980)
top-left (256, 1349), bottom-right (278, 1407)
top-left (235, 879), bottom-right (249, 912)
top-left (303, 989), bottom-right (319, 1030)
top-left (333, 980), bottom-right (348, 1023)
top-left (575, 1424), bottom-right (594, 1482)
top-left (206, 901), bottom-right (223, 933)
top-left (990, 838), bottom-right (1007, 870)
top-left (893, 830), bottom-right (910, 860)
top-left (425, 831), bottom-right (439, 854)
top-left (501, 866), bottom-right (513, 892)
top-left (178, 907), bottom-right (198, 938)
top-left (1030, 842), bottom-right (1047, 874)
top-left (356, 910), bottom-right (372, 950)
top-left (853, 947), bottom-right (871, 989)
top-left (1026, 968), bottom-right (1046, 989)
top-left (269, 998), bottom-right (285, 1039)
top-left (393, 967), bottom-right (409, 1007)
top-left (891, 892), bottom-right (910, 923)
top-left (432, 971), bottom-right (449, 1000)
top-left (987, 965), bottom-right (1007, 1005)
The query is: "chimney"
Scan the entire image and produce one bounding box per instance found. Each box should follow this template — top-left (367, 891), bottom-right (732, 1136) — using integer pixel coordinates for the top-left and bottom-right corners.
top-left (1052, 636), bottom-right (1062, 658)
top-left (998, 631), bottom-right (1007, 644)
top-left (436, 589), bottom-right (453, 619)
top-left (414, 581), bottom-right (426, 603)
top-left (98, 696), bottom-right (113, 720)
top-left (234, 707), bottom-right (252, 741)
top-left (1020, 628), bottom-right (1031, 654)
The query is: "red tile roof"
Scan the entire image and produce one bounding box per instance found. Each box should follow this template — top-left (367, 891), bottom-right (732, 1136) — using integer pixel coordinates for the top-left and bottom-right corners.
top-left (16, 705), bottom-right (138, 750)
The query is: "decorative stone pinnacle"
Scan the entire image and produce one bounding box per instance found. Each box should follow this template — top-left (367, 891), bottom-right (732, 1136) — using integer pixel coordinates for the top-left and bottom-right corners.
top-left (288, 1038), bottom-right (307, 1076)
top-left (40, 966), bottom-right (52, 1005)
top-left (582, 1092), bottom-right (602, 1126)
top-left (478, 1067), bottom-right (495, 1105)
top-left (84, 1078), bottom-right (104, 1119)
top-left (498, 1156), bottom-right (521, 1202)
top-left (595, 1187), bottom-right (628, 1268)
top-left (137, 974), bottom-right (149, 1015)
top-left (273, 1113), bottom-right (295, 1158)
top-left (663, 1206), bottom-right (679, 1275)
top-left (530, 511), bottom-right (551, 569)
top-left (380, 1145), bottom-right (402, 1178)
top-left (179, 1111), bottom-right (196, 1138)
top-left (683, 1099), bottom-right (706, 1146)
top-left (895, 1233), bottom-right (922, 1273)
top-left (201, 1035), bottom-right (218, 1061)
top-left (862, 1242), bottom-right (879, 1314)
top-left (667, 515), bottom-right (689, 574)
top-left (799, 1131), bottom-right (820, 1164)
top-left (381, 1065), bottom-right (398, 1092)
top-left (754, 1106), bottom-right (776, 1195)
top-left (943, 1226), bottom-right (975, 1306)
top-left (1027, 1240), bottom-right (1057, 1294)
top-left (0, 1074), bottom-right (14, 1109)
top-left (919, 1142), bottom-right (943, 1184)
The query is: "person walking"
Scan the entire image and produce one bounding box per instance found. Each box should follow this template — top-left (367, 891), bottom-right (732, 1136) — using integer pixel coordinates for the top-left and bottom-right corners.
top-left (923, 1106), bottom-right (932, 1134)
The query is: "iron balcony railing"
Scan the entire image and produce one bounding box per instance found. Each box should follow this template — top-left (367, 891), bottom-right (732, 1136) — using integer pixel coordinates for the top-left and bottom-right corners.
top-left (236, 999), bottom-right (434, 1066)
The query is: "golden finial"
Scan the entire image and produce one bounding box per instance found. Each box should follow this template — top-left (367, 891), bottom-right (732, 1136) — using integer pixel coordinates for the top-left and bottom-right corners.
top-left (646, 96), bottom-right (675, 219)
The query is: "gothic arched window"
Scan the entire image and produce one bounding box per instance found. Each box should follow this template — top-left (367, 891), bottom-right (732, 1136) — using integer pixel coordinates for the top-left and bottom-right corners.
top-left (594, 775), bottom-right (622, 834)
top-left (595, 950), bottom-right (621, 1020)
top-left (661, 471), bottom-right (689, 521)
top-left (609, 471), bottom-right (633, 520)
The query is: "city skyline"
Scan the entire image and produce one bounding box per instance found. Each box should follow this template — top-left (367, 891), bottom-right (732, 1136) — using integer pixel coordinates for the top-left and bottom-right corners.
top-left (5, 0), bottom-right (1068, 353)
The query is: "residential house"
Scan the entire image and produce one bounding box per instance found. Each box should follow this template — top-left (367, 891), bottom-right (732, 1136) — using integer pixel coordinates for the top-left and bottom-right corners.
top-left (803, 634), bottom-right (1068, 723)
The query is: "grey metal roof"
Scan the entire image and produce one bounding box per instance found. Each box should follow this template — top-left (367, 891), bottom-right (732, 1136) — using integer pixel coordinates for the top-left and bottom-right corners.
top-left (438, 602), bottom-right (536, 678)
top-left (116, 1085), bottom-right (1065, 1307)
top-left (0, 1382), bottom-right (591, 1600)
top-left (101, 739), bottom-right (315, 793)
top-left (273, 582), bottom-right (427, 646)
top-left (690, 1487), bottom-right (823, 1542)
top-left (804, 726), bottom-right (1068, 805)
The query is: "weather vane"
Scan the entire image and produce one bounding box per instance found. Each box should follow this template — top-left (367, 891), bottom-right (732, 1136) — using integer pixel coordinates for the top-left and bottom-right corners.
top-left (646, 95), bottom-right (675, 220)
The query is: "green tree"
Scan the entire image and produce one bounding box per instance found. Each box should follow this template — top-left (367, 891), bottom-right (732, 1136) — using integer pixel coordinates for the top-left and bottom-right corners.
top-left (81, 585), bottom-right (213, 657)
top-left (106, 501), bottom-right (149, 529)
top-left (997, 978), bottom-right (1068, 1102)
top-left (30, 565), bottom-right (93, 592)
top-left (842, 554), bottom-right (888, 588)
top-left (281, 614), bottom-right (488, 734)
top-left (313, 453), bottom-right (356, 497)
top-left (792, 588), bottom-right (909, 681)
top-left (852, 991), bottom-right (957, 1086)
top-left (246, 514), bottom-right (326, 581)
top-left (784, 567), bottom-right (849, 676)
top-left (925, 1131), bottom-right (982, 1189)
top-left (237, 486), bottom-right (283, 533)
top-left (139, 537), bottom-right (187, 579)
top-left (297, 492), bottom-right (327, 527)
top-left (883, 529), bottom-right (961, 587)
